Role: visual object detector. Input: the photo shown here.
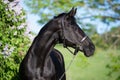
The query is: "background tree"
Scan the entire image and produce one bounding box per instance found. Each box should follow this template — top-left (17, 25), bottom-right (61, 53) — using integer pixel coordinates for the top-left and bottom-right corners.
top-left (0, 0), bottom-right (30, 79)
top-left (24, 0), bottom-right (120, 32)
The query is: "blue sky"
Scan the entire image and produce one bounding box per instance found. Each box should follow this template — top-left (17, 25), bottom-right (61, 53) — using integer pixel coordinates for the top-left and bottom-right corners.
top-left (20, 0), bottom-right (120, 34)
top-left (20, 0), bottom-right (41, 33)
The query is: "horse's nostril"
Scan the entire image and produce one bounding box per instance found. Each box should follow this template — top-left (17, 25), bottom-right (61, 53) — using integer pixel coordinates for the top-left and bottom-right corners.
top-left (91, 45), bottom-right (95, 50)
top-left (90, 45), bottom-right (95, 53)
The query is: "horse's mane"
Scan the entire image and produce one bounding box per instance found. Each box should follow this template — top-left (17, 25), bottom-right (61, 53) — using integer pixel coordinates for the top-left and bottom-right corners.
top-left (54, 13), bottom-right (66, 18)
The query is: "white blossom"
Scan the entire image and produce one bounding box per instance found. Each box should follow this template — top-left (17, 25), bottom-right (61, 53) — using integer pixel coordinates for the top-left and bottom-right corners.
top-left (1, 44), bottom-right (15, 58)
top-left (14, 31), bottom-right (17, 35)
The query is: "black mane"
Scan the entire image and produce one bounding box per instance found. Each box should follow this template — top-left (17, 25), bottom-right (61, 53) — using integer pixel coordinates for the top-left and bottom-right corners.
top-left (54, 13), bottom-right (66, 18)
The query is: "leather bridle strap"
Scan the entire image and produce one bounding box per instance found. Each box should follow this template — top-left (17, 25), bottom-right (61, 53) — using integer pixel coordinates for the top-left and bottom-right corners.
top-left (80, 36), bottom-right (87, 43)
top-left (60, 16), bottom-right (87, 54)
top-left (63, 35), bottom-right (87, 55)
top-left (60, 17), bottom-right (79, 54)
top-left (59, 55), bottom-right (76, 80)
top-left (59, 17), bottom-right (88, 80)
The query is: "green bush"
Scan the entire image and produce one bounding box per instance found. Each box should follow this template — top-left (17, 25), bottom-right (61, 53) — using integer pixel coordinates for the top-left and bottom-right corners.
top-left (0, 54), bottom-right (21, 80)
top-left (106, 52), bottom-right (120, 80)
top-left (0, 0), bottom-right (31, 80)
top-left (91, 33), bottom-right (109, 49)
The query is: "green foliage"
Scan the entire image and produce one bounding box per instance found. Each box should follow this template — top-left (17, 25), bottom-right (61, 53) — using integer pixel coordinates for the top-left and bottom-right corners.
top-left (91, 33), bottom-right (109, 49)
top-left (102, 27), bottom-right (120, 49)
top-left (99, 27), bottom-right (120, 80)
top-left (106, 50), bottom-right (120, 80)
top-left (24, 0), bottom-right (120, 26)
top-left (0, 0), bottom-right (31, 80)
top-left (24, 0), bottom-right (86, 24)
top-left (0, 0), bottom-right (26, 46)
top-left (0, 54), bottom-right (21, 80)
top-left (89, 27), bottom-right (120, 80)
top-left (90, 26), bottom-right (120, 49)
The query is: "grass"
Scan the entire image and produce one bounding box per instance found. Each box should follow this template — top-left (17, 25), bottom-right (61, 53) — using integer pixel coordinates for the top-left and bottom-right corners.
top-left (55, 44), bottom-right (120, 80)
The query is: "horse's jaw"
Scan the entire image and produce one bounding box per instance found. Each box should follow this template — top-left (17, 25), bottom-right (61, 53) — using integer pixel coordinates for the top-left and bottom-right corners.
top-left (83, 45), bottom-right (95, 57)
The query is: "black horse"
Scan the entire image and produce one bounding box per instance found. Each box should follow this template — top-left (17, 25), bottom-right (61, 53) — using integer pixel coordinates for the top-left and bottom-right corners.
top-left (19, 8), bottom-right (95, 80)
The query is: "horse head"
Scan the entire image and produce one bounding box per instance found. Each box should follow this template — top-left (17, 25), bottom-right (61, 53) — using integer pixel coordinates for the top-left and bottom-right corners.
top-left (53, 7), bottom-right (95, 57)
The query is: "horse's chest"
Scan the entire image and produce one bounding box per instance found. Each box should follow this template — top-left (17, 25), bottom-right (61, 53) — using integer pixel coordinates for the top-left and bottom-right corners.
top-left (43, 57), bottom-right (55, 77)
top-left (35, 57), bottom-right (55, 79)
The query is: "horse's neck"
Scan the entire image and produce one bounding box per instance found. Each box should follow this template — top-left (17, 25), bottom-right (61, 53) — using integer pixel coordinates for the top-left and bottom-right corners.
top-left (30, 27), bottom-right (59, 66)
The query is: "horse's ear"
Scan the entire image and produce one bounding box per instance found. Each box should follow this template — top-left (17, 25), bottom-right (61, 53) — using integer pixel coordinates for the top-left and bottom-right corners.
top-left (67, 7), bottom-right (77, 17)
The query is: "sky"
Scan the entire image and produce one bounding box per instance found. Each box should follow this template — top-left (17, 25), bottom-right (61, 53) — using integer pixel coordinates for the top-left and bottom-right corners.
top-left (20, 0), bottom-right (41, 34)
top-left (20, 0), bottom-right (120, 34)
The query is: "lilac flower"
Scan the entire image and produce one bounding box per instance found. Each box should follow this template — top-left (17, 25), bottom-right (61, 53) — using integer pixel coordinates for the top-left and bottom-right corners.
top-left (1, 44), bottom-right (14, 58)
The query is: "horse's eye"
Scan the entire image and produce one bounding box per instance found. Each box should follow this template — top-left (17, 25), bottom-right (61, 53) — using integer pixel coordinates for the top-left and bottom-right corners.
top-left (70, 21), bottom-right (75, 25)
